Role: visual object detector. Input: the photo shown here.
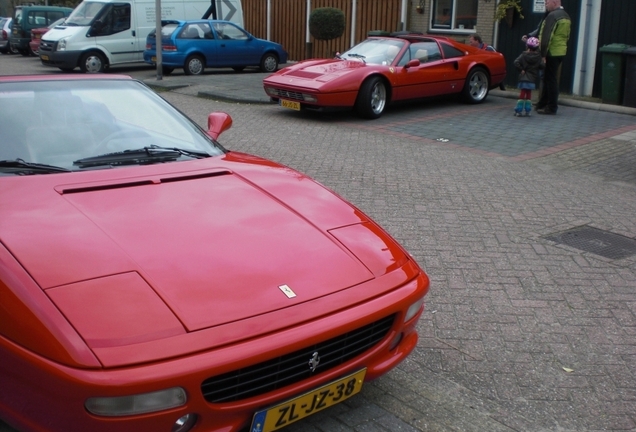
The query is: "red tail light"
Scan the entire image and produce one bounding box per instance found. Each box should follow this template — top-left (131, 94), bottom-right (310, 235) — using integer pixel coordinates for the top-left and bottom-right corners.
top-left (163, 45), bottom-right (177, 52)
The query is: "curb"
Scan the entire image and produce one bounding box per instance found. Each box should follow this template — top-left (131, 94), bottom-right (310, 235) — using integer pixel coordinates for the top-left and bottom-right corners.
top-left (197, 90), bottom-right (274, 104)
top-left (490, 89), bottom-right (636, 116)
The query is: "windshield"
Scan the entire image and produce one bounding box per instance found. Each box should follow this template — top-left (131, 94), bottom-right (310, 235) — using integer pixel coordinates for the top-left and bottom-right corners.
top-left (341, 39), bottom-right (405, 66)
top-left (0, 79), bottom-right (225, 173)
top-left (65, 1), bottom-right (106, 26)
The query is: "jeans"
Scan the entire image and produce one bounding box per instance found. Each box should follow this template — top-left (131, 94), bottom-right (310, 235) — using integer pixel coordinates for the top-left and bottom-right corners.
top-left (537, 55), bottom-right (564, 112)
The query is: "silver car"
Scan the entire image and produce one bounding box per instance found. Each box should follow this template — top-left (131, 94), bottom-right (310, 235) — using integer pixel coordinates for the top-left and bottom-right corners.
top-left (0, 18), bottom-right (18, 54)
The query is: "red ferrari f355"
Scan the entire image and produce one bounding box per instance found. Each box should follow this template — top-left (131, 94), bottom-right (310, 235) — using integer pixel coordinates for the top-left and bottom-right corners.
top-left (0, 75), bottom-right (429, 432)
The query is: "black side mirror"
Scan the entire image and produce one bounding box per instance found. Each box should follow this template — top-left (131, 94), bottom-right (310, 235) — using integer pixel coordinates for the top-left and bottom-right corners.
top-left (92, 20), bottom-right (104, 33)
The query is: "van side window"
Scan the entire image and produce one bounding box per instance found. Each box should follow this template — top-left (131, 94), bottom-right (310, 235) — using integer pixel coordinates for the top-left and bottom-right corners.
top-left (46, 12), bottom-right (65, 25)
top-left (94, 4), bottom-right (130, 36)
top-left (110, 4), bottom-right (131, 33)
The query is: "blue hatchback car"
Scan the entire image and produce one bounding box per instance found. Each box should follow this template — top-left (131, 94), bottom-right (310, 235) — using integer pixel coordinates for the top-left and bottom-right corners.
top-left (144, 20), bottom-right (288, 75)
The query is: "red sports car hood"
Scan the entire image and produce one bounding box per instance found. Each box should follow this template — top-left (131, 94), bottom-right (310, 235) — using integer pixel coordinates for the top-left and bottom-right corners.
top-left (266, 59), bottom-right (368, 88)
top-left (1, 155), bottom-right (408, 345)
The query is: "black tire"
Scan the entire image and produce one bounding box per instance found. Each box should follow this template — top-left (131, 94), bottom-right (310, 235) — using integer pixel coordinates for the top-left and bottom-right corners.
top-left (80, 51), bottom-right (107, 73)
top-left (232, 66), bottom-right (245, 72)
top-left (162, 66), bottom-right (174, 75)
top-left (462, 67), bottom-right (489, 104)
top-left (259, 53), bottom-right (278, 73)
top-left (184, 55), bottom-right (204, 75)
top-left (30, 46), bottom-right (39, 56)
top-left (19, 48), bottom-right (30, 56)
top-left (355, 76), bottom-right (388, 119)
top-left (9, 44), bottom-right (19, 55)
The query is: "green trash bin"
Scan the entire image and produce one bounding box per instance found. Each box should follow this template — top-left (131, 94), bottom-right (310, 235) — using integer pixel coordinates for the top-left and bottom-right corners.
top-left (623, 46), bottom-right (636, 108)
top-left (599, 43), bottom-right (630, 105)
top-left (367, 30), bottom-right (390, 37)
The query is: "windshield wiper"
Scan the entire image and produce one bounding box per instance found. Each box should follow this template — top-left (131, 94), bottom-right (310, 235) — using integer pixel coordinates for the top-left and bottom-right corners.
top-left (0, 159), bottom-right (71, 175)
top-left (73, 145), bottom-right (211, 168)
top-left (345, 53), bottom-right (366, 63)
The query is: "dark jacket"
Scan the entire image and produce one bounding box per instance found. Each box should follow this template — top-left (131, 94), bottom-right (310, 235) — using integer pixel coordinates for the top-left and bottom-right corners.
top-left (514, 50), bottom-right (544, 83)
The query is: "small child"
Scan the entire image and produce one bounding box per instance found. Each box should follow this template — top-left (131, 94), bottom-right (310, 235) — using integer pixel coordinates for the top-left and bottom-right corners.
top-left (513, 37), bottom-right (544, 116)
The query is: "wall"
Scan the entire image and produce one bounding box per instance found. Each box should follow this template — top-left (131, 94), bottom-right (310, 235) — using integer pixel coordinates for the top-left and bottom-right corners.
top-left (243, 0), bottom-right (403, 61)
top-left (408, 0), bottom-right (497, 48)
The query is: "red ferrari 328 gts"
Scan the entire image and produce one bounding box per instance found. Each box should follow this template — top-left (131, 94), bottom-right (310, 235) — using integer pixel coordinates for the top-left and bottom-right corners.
top-left (264, 33), bottom-right (506, 119)
top-left (0, 75), bottom-right (430, 432)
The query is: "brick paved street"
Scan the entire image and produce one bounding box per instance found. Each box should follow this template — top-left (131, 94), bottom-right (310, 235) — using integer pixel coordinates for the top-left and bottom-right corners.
top-left (1, 57), bottom-right (635, 431)
top-left (159, 86), bottom-right (636, 431)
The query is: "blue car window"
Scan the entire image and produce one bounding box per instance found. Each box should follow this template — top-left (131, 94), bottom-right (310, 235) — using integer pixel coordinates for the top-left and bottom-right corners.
top-left (200, 23), bottom-right (213, 39)
top-left (212, 22), bottom-right (248, 41)
top-left (181, 24), bottom-right (204, 39)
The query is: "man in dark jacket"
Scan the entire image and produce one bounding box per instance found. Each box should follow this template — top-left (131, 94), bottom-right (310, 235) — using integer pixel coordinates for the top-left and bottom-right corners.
top-left (535, 0), bottom-right (571, 115)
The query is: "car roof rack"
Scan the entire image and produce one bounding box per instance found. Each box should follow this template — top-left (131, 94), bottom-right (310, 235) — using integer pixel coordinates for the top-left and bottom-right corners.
top-left (389, 31), bottom-right (424, 37)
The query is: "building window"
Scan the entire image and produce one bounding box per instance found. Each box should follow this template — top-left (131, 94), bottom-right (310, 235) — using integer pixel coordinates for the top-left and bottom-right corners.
top-left (431, 0), bottom-right (478, 31)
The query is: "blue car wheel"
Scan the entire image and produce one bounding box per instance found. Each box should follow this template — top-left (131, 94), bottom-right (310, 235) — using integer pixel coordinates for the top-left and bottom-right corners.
top-left (260, 53), bottom-right (278, 73)
top-left (184, 54), bottom-right (204, 75)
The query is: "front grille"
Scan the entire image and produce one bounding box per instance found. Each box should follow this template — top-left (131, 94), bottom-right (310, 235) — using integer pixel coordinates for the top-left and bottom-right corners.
top-left (201, 314), bottom-right (395, 403)
top-left (39, 40), bottom-right (53, 53)
top-left (269, 88), bottom-right (305, 101)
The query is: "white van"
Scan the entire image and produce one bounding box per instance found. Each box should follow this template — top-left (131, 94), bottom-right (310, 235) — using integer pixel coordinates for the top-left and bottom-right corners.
top-left (39, 0), bottom-right (243, 72)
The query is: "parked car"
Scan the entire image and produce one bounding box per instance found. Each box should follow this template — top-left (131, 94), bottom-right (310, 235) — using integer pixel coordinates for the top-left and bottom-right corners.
top-left (29, 17), bottom-right (66, 56)
top-left (0, 18), bottom-right (18, 54)
top-left (263, 33), bottom-right (507, 119)
top-left (9, 5), bottom-right (72, 56)
top-left (0, 74), bottom-right (429, 432)
top-left (144, 19), bottom-right (288, 75)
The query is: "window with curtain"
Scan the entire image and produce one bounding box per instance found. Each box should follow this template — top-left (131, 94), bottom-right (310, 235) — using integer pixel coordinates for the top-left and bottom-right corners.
top-left (431, 0), bottom-right (478, 31)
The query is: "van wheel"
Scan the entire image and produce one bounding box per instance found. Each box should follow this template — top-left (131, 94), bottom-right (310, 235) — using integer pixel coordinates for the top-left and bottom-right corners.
top-left (184, 55), bottom-right (204, 75)
top-left (260, 53), bottom-right (278, 73)
top-left (80, 51), bottom-right (106, 73)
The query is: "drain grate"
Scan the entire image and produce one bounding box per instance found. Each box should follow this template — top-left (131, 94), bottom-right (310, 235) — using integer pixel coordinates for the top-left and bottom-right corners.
top-left (543, 226), bottom-right (636, 260)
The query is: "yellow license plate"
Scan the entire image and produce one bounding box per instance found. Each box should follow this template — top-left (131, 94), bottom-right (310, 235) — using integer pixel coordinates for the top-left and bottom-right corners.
top-left (280, 99), bottom-right (300, 111)
top-left (40, 55), bottom-right (49, 61)
top-left (250, 369), bottom-right (366, 432)
top-left (151, 56), bottom-right (156, 62)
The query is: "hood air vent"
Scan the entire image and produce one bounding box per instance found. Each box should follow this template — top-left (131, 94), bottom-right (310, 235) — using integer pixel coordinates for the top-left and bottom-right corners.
top-left (58, 170), bottom-right (231, 194)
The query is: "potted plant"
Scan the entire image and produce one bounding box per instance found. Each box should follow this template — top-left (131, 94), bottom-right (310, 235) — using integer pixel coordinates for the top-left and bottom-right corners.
top-left (494, 0), bottom-right (524, 26)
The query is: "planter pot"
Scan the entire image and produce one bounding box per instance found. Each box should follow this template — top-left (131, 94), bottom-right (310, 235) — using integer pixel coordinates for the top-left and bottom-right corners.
top-left (505, 7), bottom-right (514, 28)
